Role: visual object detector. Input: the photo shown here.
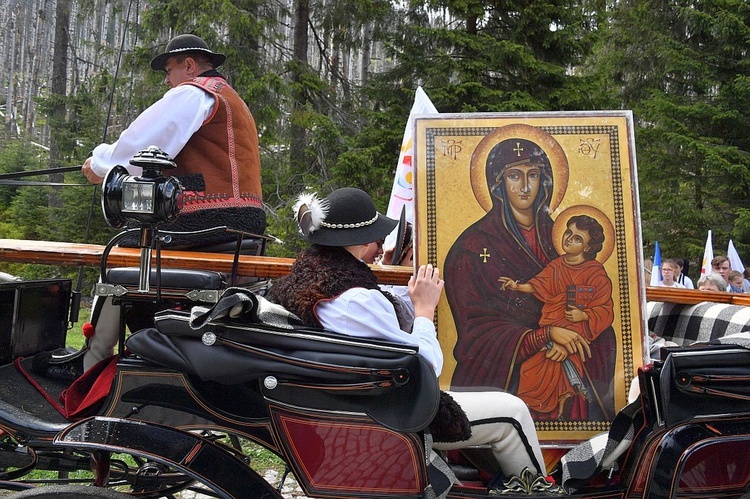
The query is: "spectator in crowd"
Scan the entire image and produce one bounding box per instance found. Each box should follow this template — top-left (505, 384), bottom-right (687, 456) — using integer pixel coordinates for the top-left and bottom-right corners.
top-left (728, 270), bottom-right (746, 293)
top-left (656, 259), bottom-right (686, 288)
top-left (676, 258), bottom-right (694, 289)
top-left (697, 274), bottom-right (728, 292)
top-left (711, 255), bottom-right (731, 290)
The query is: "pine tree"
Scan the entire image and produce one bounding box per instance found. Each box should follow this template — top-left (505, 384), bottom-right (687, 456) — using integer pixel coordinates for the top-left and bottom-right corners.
top-left (596, 0), bottom-right (750, 262)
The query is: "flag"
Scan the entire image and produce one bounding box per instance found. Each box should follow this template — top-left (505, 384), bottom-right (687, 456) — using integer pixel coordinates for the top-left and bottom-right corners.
top-left (650, 241), bottom-right (662, 286)
top-left (384, 87), bottom-right (438, 250)
top-left (701, 230), bottom-right (714, 275)
top-left (728, 240), bottom-right (745, 272)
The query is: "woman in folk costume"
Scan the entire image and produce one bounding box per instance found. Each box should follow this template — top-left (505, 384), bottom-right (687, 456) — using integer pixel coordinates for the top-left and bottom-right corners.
top-left (268, 187), bottom-right (561, 493)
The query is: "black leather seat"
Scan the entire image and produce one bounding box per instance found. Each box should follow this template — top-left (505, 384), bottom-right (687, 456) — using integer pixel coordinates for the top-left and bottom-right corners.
top-left (106, 268), bottom-right (225, 290)
top-left (126, 313), bottom-right (440, 433)
top-left (658, 344), bottom-right (750, 427)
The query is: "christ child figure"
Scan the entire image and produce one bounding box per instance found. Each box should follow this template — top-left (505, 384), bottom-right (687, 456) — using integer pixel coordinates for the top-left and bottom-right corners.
top-left (498, 214), bottom-right (614, 420)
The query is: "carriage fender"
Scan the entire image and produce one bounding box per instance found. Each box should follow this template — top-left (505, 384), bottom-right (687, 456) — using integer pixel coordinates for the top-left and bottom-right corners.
top-left (54, 416), bottom-right (281, 499)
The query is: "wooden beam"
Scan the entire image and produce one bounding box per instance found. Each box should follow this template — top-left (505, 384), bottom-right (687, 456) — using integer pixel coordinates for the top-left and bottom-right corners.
top-left (0, 239), bottom-right (413, 285)
top-left (644, 286), bottom-right (750, 306)
top-left (4, 239), bottom-right (750, 302)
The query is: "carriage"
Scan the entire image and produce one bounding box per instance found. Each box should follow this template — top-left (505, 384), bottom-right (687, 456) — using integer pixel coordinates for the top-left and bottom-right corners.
top-left (0, 122), bottom-right (747, 498)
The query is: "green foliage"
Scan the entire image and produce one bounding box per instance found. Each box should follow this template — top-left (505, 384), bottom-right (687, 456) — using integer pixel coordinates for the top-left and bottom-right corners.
top-left (0, 141), bottom-right (45, 208)
top-left (7, 0), bottom-right (750, 274)
top-left (597, 0), bottom-right (750, 268)
top-left (377, 0), bottom-right (600, 113)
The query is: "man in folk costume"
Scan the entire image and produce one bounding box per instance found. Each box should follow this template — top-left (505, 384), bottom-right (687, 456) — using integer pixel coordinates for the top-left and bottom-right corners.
top-left (79, 34), bottom-right (265, 371)
top-left (268, 187), bottom-right (562, 494)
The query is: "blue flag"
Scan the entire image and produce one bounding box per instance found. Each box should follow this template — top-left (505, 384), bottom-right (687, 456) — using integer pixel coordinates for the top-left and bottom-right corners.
top-left (650, 241), bottom-right (662, 286)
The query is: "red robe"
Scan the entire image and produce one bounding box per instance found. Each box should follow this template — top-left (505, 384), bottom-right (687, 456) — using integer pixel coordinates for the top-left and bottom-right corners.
top-left (517, 257), bottom-right (614, 419)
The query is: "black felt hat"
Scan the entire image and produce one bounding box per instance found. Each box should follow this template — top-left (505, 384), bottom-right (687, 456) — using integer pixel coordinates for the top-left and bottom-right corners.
top-left (294, 188), bottom-right (398, 247)
top-left (389, 206), bottom-right (413, 265)
top-left (150, 34), bottom-right (226, 71)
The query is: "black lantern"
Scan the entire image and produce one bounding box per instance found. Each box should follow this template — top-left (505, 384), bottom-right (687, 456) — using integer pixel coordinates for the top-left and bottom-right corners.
top-left (101, 146), bottom-right (183, 229)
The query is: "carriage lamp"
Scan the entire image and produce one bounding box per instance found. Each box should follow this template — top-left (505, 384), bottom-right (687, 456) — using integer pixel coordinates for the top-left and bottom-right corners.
top-left (101, 146), bottom-right (184, 292)
top-left (101, 146), bottom-right (183, 229)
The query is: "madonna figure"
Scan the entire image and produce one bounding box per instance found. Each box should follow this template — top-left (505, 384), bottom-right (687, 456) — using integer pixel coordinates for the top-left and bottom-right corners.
top-left (445, 127), bottom-right (615, 421)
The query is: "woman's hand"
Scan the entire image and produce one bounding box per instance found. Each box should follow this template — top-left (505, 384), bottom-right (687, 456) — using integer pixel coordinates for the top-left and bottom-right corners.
top-left (549, 325), bottom-right (591, 360)
top-left (408, 264), bottom-right (444, 322)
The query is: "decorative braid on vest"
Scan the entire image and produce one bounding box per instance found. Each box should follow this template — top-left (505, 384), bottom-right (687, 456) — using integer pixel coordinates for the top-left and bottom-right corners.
top-left (268, 245), bottom-right (403, 328)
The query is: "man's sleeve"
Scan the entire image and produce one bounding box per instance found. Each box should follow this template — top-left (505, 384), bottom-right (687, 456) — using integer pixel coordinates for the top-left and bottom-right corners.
top-left (317, 288), bottom-right (443, 376)
top-left (90, 86), bottom-right (215, 177)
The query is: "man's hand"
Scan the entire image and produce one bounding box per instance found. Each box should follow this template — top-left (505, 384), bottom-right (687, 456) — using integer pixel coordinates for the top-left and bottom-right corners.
top-left (82, 157), bottom-right (104, 185)
top-left (408, 264), bottom-right (444, 322)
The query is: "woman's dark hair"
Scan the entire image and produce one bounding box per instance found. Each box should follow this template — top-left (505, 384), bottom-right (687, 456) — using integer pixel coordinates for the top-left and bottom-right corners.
top-left (568, 215), bottom-right (604, 261)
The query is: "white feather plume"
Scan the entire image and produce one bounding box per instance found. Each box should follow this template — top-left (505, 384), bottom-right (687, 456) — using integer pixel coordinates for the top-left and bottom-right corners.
top-left (294, 192), bottom-right (329, 236)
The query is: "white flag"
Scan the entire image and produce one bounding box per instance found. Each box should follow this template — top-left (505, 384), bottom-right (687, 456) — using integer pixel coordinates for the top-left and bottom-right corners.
top-left (384, 87), bottom-right (438, 250)
top-left (701, 230), bottom-right (714, 275)
top-left (728, 240), bottom-right (745, 272)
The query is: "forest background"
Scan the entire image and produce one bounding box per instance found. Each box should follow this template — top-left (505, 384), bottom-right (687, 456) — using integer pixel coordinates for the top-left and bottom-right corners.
top-left (1, 0), bottom-right (750, 292)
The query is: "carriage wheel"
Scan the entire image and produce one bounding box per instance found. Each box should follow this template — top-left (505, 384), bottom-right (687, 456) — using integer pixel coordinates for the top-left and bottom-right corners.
top-left (9, 484), bottom-right (131, 498)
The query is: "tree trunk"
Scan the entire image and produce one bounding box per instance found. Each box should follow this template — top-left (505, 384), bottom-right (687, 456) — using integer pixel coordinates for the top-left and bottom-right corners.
top-left (48, 0), bottom-right (70, 213)
top-left (360, 22), bottom-right (373, 84)
top-left (290, 0), bottom-right (310, 177)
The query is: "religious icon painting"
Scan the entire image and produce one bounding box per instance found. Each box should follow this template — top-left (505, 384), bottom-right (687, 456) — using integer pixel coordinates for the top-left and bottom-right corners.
top-left (412, 112), bottom-right (646, 443)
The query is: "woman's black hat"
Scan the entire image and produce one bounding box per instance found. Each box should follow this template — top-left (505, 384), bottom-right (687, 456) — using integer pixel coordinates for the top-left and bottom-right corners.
top-left (151, 34), bottom-right (226, 71)
top-left (294, 188), bottom-right (398, 247)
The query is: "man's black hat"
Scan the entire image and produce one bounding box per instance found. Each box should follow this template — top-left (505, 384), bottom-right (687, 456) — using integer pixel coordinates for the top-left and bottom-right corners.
top-left (150, 34), bottom-right (226, 71)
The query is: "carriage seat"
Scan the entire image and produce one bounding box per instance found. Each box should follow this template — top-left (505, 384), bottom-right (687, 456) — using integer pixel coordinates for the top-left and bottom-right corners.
top-left (655, 343), bottom-right (750, 427)
top-left (106, 268), bottom-right (226, 291)
top-left (125, 291), bottom-right (440, 433)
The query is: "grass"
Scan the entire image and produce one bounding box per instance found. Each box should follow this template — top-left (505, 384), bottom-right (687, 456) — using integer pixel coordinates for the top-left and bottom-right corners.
top-left (66, 304), bottom-right (90, 351)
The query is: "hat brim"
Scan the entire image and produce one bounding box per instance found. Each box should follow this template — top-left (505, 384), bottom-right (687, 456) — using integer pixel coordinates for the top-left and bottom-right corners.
top-left (150, 50), bottom-right (226, 71)
top-left (305, 214), bottom-right (397, 247)
top-left (389, 208), bottom-right (408, 265)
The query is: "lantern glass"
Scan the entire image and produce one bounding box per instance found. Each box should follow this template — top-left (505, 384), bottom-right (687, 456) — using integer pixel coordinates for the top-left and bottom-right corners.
top-left (122, 179), bottom-right (156, 214)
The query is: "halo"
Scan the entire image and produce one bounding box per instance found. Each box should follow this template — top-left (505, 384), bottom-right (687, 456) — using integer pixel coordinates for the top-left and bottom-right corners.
top-left (551, 205), bottom-right (615, 264)
top-left (470, 124), bottom-right (569, 213)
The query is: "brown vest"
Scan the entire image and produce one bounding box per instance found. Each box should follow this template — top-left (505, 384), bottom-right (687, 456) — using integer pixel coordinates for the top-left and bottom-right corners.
top-left (174, 76), bottom-right (262, 213)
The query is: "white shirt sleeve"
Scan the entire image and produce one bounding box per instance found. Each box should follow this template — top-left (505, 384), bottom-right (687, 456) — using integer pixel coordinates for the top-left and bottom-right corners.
top-left (379, 284), bottom-right (415, 332)
top-left (90, 85), bottom-right (215, 177)
top-left (315, 288), bottom-right (443, 376)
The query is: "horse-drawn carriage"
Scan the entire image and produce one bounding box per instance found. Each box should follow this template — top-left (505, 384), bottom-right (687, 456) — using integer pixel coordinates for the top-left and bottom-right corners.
top-left (0, 115), bottom-right (748, 498)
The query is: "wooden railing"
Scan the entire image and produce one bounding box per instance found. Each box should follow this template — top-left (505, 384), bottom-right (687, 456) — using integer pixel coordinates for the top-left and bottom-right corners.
top-left (1, 238), bottom-right (749, 305)
top-left (642, 285), bottom-right (750, 306)
top-left (0, 239), bottom-right (413, 285)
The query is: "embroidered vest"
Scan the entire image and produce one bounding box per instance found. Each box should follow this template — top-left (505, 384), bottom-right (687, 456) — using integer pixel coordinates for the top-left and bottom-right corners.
top-left (174, 76), bottom-right (262, 212)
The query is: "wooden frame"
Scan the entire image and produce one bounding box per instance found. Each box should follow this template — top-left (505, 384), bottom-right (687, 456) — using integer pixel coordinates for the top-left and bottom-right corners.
top-left (414, 112), bottom-right (644, 442)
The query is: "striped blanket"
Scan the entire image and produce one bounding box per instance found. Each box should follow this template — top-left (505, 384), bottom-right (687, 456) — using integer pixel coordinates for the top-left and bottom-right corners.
top-left (647, 301), bottom-right (750, 345)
